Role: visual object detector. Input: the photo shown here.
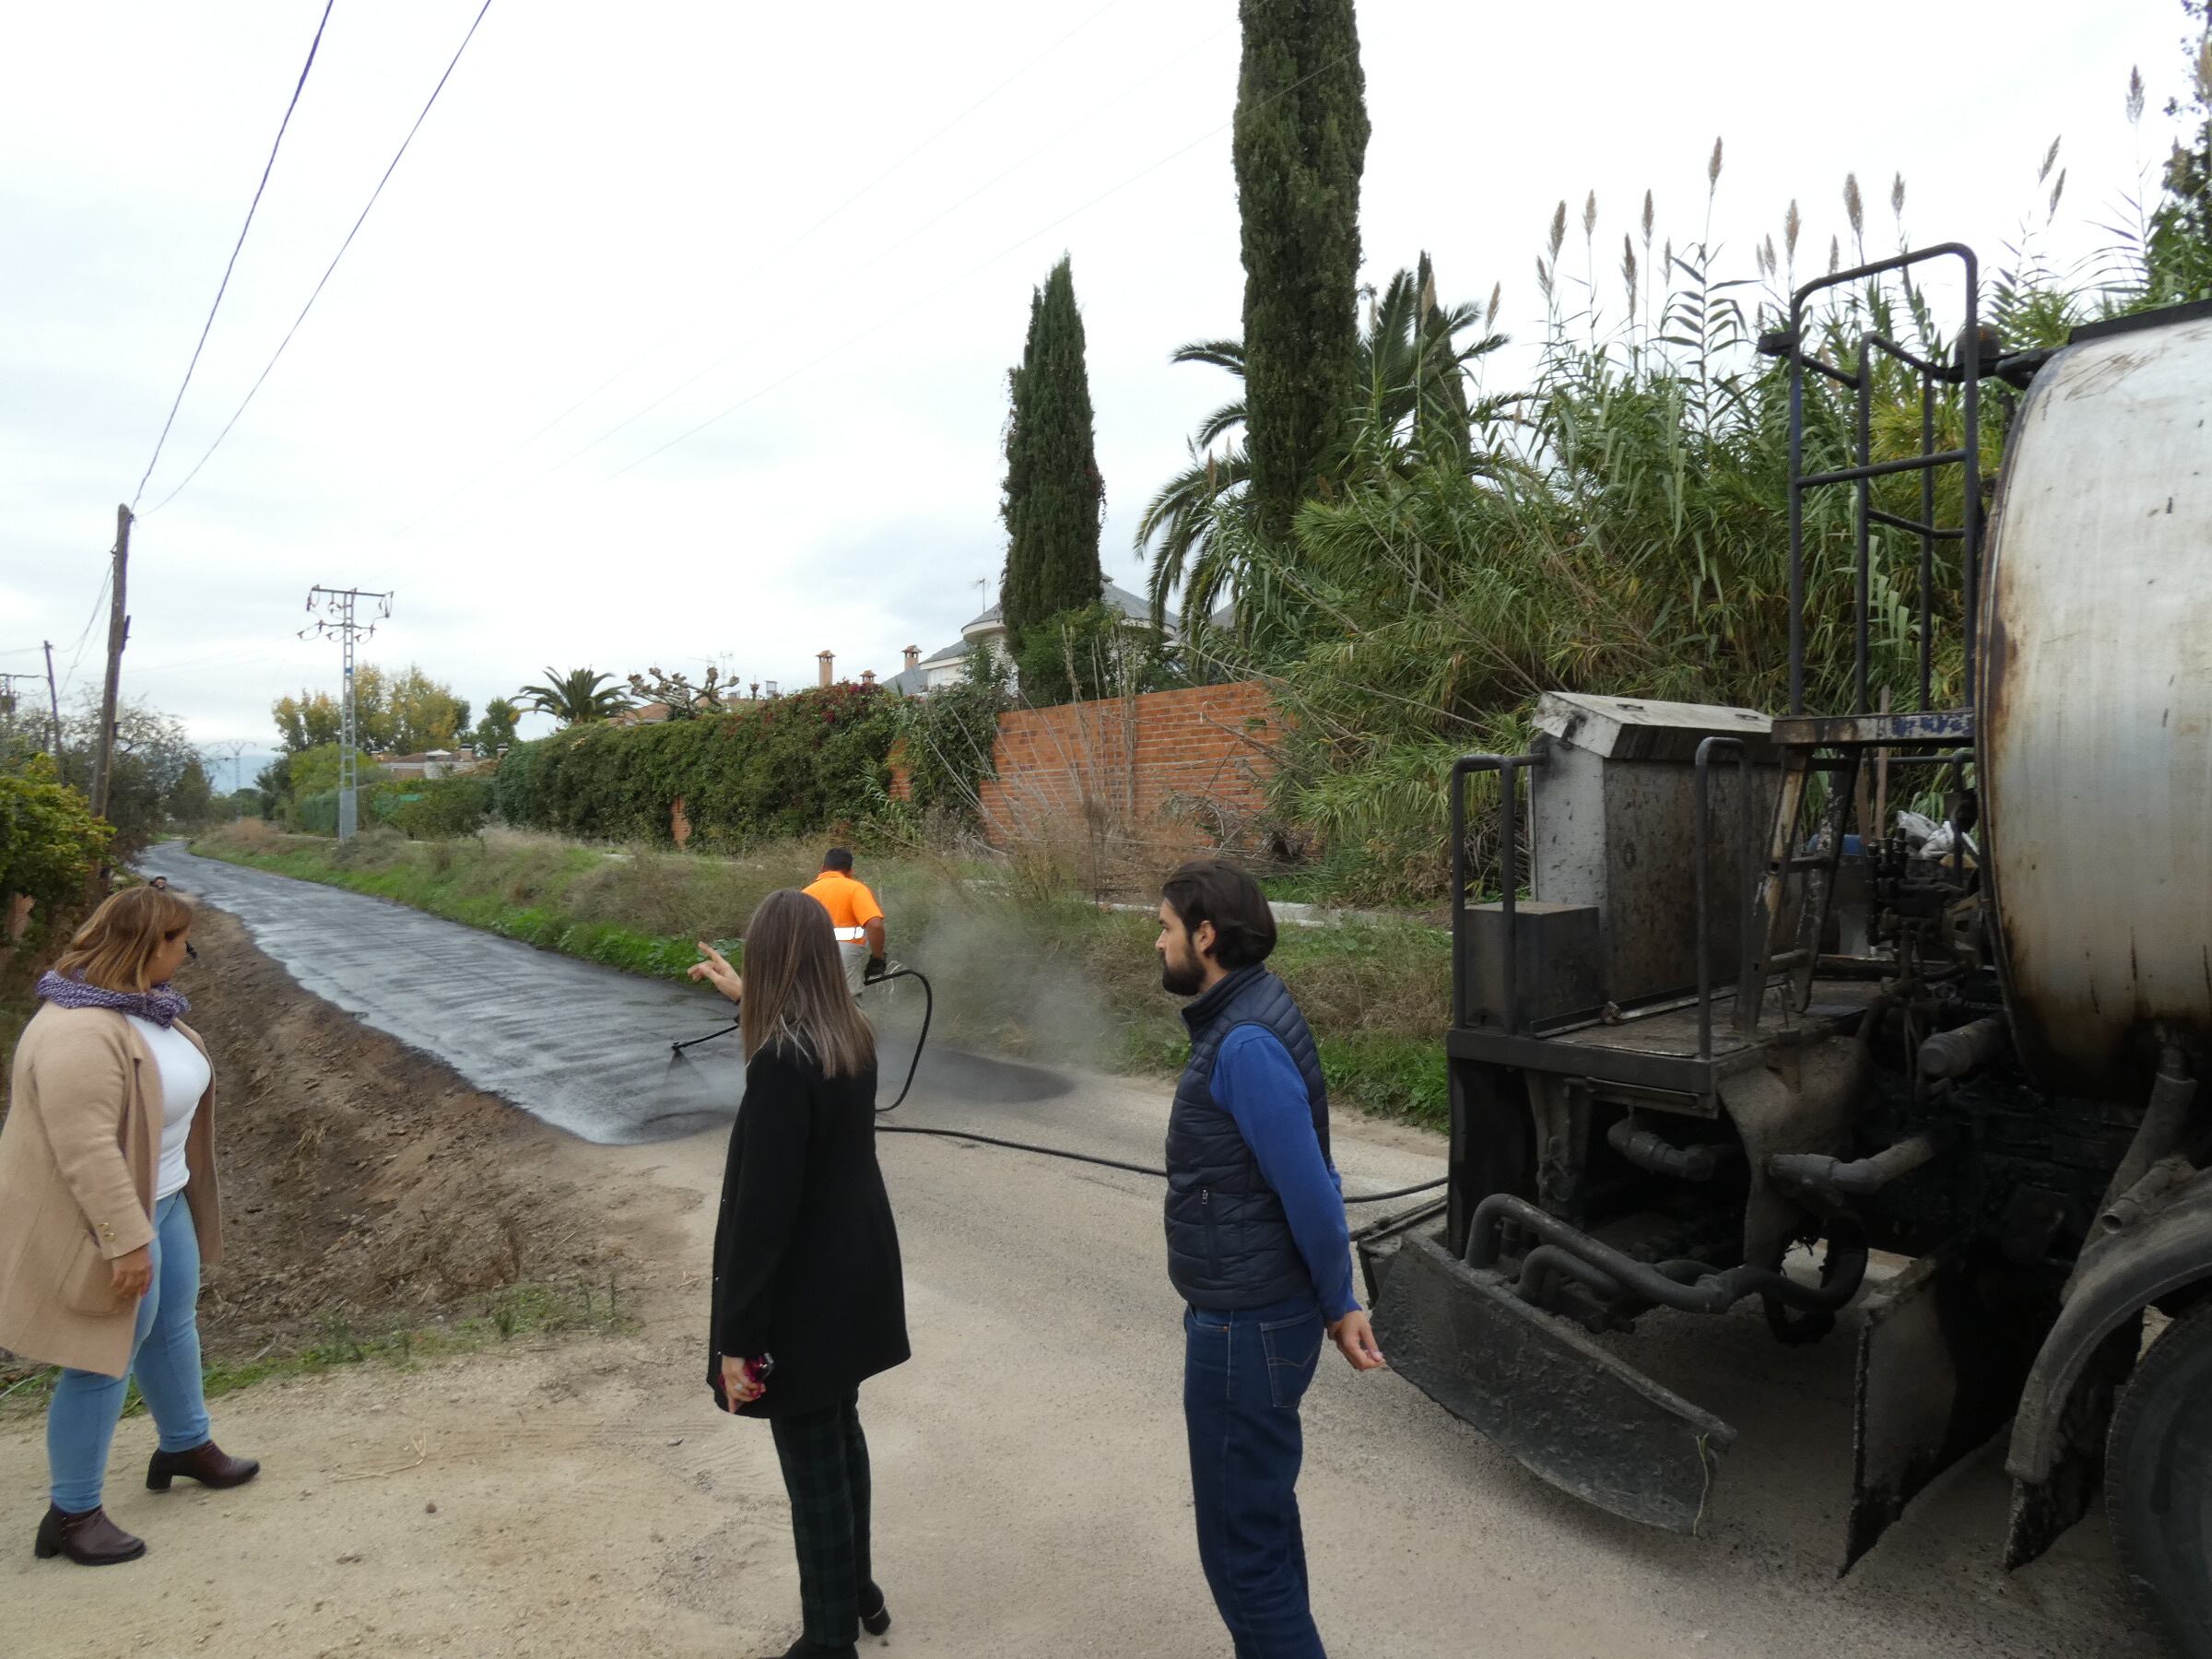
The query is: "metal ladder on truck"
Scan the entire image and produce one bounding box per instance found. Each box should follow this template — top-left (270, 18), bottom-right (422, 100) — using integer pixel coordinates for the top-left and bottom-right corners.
top-left (1734, 244), bottom-right (2004, 1031)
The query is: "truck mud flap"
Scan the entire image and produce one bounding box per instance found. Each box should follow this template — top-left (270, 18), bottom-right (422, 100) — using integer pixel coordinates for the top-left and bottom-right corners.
top-left (1373, 1230), bottom-right (1735, 1534)
top-left (1850, 1247), bottom-right (2053, 1571)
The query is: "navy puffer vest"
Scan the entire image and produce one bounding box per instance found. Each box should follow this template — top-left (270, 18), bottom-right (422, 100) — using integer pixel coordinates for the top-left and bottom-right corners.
top-left (1163, 965), bottom-right (1332, 1311)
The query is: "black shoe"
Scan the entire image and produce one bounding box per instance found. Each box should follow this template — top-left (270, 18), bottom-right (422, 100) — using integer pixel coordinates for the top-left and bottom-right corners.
top-left (147, 1440), bottom-right (260, 1492)
top-left (859, 1581), bottom-right (891, 1637)
top-left (769, 1641), bottom-right (859, 1659)
top-left (33, 1504), bottom-right (147, 1566)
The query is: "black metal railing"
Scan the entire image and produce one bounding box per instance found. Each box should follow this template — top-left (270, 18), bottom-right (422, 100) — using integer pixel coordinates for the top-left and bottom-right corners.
top-left (1761, 243), bottom-right (1985, 718)
top-left (1691, 735), bottom-right (1760, 1059)
top-left (1449, 750), bottom-right (1546, 1033)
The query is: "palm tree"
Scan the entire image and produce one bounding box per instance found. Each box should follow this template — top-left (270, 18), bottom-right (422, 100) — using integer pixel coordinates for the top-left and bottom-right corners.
top-left (515, 667), bottom-right (631, 725)
top-left (1138, 253), bottom-right (1509, 639)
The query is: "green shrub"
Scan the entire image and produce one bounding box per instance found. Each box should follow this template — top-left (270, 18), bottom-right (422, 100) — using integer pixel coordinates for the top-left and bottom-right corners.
top-left (498, 684), bottom-right (904, 847)
top-left (291, 780), bottom-right (398, 837)
top-left (378, 775), bottom-right (494, 840)
top-left (0, 756), bottom-right (112, 943)
top-left (494, 737), bottom-right (548, 827)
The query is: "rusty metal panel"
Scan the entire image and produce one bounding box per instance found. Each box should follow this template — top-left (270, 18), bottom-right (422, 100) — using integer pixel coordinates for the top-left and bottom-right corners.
top-left (1770, 709), bottom-right (1975, 747)
top-left (1462, 900), bottom-right (1602, 1029)
top-left (1978, 312), bottom-right (2212, 1096)
top-left (1530, 696), bottom-right (1779, 1008)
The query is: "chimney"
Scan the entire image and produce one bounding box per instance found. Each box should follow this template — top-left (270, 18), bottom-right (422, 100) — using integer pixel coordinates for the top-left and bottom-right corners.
top-left (903, 644), bottom-right (920, 672)
top-left (861, 669), bottom-right (877, 687)
top-left (818, 650), bottom-right (835, 688)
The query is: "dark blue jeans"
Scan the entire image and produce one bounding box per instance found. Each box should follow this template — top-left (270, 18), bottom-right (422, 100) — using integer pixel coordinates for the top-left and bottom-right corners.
top-left (1182, 1290), bottom-right (1327, 1659)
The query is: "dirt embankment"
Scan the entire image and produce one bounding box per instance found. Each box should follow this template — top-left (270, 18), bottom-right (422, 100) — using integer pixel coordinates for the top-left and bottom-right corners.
top-left (6, 905), bottom-right (638, 1381)
top-left (192, 905), bottom-right (650, 1356)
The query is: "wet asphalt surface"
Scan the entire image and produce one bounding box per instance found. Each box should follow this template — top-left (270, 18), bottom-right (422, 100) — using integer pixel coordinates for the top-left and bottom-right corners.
top-left (137, 843), bottom-right (1073, 1147)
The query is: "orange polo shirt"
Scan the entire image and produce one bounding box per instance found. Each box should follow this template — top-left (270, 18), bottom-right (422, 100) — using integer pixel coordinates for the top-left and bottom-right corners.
top-left (803, 871), bottom-right (884, 943)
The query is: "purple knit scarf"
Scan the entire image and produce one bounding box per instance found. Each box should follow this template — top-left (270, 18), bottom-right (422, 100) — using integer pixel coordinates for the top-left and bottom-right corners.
top-left (35, 971), bottom-right (191, 1029)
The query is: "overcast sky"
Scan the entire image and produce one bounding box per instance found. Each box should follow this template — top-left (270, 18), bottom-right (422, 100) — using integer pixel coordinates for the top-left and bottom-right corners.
top-left (2, 0), bottom-right (2196, 750)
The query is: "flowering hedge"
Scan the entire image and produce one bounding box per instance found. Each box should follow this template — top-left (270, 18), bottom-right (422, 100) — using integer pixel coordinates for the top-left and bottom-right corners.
top-left (494, 683), bottom-right (903, 846)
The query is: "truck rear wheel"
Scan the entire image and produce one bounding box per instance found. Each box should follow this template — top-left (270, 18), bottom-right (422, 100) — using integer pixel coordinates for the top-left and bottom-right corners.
top-left (2108, 1300), bottom-right (2212, 1657)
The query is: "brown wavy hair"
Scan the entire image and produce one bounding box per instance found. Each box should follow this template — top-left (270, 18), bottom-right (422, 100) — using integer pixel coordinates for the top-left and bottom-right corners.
top-left (740, 888), bottom-right (877, 1079)
top-left (53, 884), bottom-right (196, 994)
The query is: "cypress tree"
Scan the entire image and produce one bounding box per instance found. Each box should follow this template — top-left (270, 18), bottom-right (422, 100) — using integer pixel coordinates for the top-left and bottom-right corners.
top-left (1000, 255), bottom-right (1105, 650)
top-left (1233, 0), bottom-right (1370, 547)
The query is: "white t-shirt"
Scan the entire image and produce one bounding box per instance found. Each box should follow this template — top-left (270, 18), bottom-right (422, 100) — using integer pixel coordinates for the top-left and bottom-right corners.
top-left (126, 1016), bottom-right (211, 1202)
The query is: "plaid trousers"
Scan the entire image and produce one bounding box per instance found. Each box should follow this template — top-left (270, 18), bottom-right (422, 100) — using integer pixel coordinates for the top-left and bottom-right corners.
top-left (769, 1394), bottom-right (873, 1648)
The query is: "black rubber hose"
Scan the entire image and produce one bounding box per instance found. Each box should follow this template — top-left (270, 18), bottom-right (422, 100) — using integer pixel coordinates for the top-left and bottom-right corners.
top-left (868, 967), bottom-right (933, 1116)
top-left (670, 964), bottom-right (1446, 1205)
top-left (1767, 1128), bottom-right (1954, 1197)
top-left (1606, 1116), bottom-right (1734, 1182)
top-left (1471, 1192), bottom-right (1869, 1316)
top-left (877, 1124), bottom-right (1444, 1205)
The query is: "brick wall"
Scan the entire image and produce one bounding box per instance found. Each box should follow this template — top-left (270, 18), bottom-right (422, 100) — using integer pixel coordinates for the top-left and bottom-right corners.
top-left (972, 681), bottom-right (1278, 848)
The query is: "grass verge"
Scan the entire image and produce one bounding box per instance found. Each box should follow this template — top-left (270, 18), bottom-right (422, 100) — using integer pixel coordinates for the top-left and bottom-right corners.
top-left (189, 823), bottom-right (1452, 1125)
top-left (0, 1275), bottom-right (632, 1424)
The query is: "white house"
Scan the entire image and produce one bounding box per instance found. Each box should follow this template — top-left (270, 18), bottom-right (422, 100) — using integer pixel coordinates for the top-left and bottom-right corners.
top-left (904, 582), bottom-right (1182, 694)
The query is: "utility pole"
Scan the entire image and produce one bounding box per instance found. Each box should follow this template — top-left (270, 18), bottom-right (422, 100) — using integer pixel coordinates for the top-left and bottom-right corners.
top-left (88, 504), bottom-right (131, 818)
top-left (206, 738), bottom-right (251, 797)
top-left (42, 641), bottom-right (63, 766)
top-left (301, 585), bottom-right (392, 842)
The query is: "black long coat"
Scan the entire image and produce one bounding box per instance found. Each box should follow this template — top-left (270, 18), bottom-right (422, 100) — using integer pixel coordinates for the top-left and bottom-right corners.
top-left (706, 1040), bottom-right (910, 1419)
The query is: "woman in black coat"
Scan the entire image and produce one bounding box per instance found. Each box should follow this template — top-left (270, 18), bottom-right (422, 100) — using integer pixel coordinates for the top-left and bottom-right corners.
top-left (692, 888), bottom-right (910, 1659)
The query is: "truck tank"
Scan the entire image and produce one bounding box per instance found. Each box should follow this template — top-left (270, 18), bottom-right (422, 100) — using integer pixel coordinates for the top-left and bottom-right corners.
top-left (1979, 314), bottom-right (2212, 1098)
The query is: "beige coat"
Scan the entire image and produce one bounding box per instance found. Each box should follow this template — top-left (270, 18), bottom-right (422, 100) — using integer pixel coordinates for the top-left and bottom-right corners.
top-left (0, 1004), bottom-right (221, 1378)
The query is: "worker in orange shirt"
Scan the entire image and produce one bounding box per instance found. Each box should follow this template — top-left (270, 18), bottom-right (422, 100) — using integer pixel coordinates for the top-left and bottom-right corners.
top-left (803, 847), bottom-right (888, 994)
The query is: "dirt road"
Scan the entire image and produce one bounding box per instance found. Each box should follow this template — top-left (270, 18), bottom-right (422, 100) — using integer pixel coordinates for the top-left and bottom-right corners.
top-left (0, 854), bottom-right (2158, 1657)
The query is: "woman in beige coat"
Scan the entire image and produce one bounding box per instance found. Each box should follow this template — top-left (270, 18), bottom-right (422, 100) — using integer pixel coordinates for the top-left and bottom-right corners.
top-left (0, 885), bottom-right (258, 1566)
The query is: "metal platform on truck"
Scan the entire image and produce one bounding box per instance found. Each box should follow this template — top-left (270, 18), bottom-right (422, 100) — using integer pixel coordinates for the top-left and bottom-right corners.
top-left (1449, 979), bottom-right (1887, 1101)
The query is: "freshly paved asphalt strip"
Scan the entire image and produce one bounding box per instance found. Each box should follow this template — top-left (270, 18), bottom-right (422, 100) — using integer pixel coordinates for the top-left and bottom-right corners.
top-left (139, 842), bottom-right (1083, 1149)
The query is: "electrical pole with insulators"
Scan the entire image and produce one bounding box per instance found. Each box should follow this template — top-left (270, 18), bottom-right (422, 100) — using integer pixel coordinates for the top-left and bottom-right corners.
top-left (301, 585), bottom-right (393, 842)
top-left (88, 504), bottom-right (131, 818)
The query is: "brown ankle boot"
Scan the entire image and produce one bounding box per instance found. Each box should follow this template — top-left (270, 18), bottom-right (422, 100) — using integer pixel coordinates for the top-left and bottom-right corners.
top-left (33, 1504), bottom-right (147, 1566)
top-left (147, 1441), bottom-right (260, 1492)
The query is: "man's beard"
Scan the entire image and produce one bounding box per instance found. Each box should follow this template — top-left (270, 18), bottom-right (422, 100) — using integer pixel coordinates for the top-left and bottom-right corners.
top-left (1160, 950), bottom-right (1206, 996)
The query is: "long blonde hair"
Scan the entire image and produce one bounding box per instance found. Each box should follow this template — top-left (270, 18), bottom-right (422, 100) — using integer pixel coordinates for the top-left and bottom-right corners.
top-left (740, 888), bottom-right (877, 1079)
top-left (54, 885), bottom-right (196, 993)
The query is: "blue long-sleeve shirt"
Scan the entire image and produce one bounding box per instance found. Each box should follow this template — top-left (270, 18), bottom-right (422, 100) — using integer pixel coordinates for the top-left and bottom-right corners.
top-left (1210, 1024), bottom-right (1359, 1322)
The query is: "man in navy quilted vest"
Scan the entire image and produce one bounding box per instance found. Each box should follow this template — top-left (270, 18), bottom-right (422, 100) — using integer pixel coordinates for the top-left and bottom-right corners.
top-left (1156, 858), bottom-right (1386, 1659)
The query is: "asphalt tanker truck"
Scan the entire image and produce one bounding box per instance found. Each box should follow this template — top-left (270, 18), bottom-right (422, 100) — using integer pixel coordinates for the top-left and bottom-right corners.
top-left (1359, 246), bottom-right (2212, 1654)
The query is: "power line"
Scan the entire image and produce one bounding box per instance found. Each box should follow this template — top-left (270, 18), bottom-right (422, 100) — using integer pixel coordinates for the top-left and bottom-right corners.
top-left (381, 0), bottom-right (1132, 547)
top-left (147, 0), bottom-right (496, 515)
top-left (132, 0), bottom-right (336, 510)
top-left (57, 565), bottom-right (112, 703)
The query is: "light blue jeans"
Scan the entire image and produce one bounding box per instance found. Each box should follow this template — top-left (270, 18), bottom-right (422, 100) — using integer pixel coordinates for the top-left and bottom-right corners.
top-left (46, 1193), bottom-right (211, 1512)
